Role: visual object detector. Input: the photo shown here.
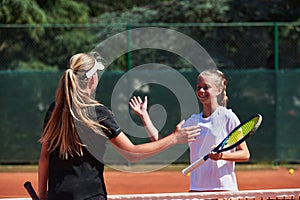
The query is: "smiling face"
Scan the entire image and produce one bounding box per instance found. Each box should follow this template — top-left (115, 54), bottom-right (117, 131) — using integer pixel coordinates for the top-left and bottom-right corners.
top-left (196, 73), bottom-right (222, 107)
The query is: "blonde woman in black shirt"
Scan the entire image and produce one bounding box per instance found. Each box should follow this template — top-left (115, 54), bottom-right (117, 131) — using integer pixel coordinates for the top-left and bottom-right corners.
top-left (38, 53), bottom-right (200, 200)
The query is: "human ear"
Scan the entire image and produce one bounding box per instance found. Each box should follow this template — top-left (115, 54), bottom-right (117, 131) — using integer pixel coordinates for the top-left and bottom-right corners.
top-left (216, 86), bottom-right (223, 95)
top-left (87, 75), bottom-right (95, 89)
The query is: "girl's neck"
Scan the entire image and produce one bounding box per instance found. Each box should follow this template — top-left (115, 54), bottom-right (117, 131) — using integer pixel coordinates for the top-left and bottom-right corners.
top-left (202, 104), bottom-right (219, 118)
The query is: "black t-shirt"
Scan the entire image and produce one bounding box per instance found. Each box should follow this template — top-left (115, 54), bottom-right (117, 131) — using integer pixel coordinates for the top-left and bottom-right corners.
top-left (43, 102), bottom-right (121, 200)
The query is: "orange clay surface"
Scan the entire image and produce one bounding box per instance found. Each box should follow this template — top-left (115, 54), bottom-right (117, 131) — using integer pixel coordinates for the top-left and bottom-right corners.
top-left (0, 166), bottom-right (299, 198)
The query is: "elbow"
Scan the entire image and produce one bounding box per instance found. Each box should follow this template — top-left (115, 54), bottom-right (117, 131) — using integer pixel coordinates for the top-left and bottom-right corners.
top-left (241, 152), bottom-right (251, 162)
top-left (247, 152), bottom-right (251, 161)
top-left (123, 151), bottom-right (154, 163)
top-left (39, 152), bottom-right (49, 165)
top-left (38, 155), bottom-right (49, 167)
top-left (246, 152), bottom-right (251, 161)
top-left (245, 149), bottom-right (251, 161)
top-left (243, 155), bottom-right (250, 162)
top-left (119, 152), bottom-right (145, 163)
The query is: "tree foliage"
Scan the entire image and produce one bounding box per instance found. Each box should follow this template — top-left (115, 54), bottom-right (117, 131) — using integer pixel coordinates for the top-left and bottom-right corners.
top-left (0, 0), bottom-right (91, 70)
top-left (0, 0), bottom-right (299, 70)
top-left (228, 0), bottom-right (300, 22)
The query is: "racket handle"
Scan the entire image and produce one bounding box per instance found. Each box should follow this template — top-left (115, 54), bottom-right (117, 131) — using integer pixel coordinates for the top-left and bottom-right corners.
top-left (182, 154), bottom-right (209, 176)
top-left (24, 181), bottom-right (40, 200)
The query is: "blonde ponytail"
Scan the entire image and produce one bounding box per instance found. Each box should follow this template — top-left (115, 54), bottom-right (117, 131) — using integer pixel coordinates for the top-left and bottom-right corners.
top-left (40, 53), bottom-right (107, 159)
top-left (217, 70), bottom-right (228, 107)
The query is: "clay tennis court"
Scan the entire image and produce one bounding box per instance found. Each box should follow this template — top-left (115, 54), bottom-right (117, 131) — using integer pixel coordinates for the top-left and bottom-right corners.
top-left (0, 165), bottom-right (299, 198)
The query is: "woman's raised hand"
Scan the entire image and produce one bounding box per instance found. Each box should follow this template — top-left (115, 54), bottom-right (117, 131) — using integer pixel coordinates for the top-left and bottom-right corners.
top-left (172, 120), bottom-right (200, 144)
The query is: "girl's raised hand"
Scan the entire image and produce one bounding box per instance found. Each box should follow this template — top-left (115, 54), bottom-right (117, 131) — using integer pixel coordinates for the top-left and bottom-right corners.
top-left (129, 96), bottom-right (148, 117)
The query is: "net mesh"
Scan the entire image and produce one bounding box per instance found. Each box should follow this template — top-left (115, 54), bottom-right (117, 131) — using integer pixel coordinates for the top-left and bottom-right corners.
top-left (107, 189), bottom-right (300, 200)
top-left (0, 189), bottom-right (299, 200)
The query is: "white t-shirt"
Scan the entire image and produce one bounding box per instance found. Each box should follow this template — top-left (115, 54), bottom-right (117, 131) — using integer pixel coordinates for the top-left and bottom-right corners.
top-left (183, 106), bottom-right (240, 191)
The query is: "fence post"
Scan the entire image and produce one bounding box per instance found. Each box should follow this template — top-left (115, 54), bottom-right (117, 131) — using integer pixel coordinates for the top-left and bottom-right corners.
top-left (126, 24), bottom-right (132, 167)
top-left (274, 22), bottom-right (279, 165)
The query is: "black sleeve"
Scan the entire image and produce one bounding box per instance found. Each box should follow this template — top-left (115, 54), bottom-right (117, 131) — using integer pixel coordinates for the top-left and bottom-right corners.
top-left (95, 105), bottom-right (122, 139)
top-left (43, 101), bottom-right (55, 130)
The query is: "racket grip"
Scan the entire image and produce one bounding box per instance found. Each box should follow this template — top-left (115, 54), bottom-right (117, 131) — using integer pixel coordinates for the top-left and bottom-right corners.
top-left (24, 181), bottom-right (40, 200)
top-left (182, 154), bottom-right (209, 176)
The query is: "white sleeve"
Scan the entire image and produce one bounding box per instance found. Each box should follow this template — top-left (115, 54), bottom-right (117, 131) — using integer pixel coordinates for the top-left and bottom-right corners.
top-left (225, 109), bottom-right (241, 133)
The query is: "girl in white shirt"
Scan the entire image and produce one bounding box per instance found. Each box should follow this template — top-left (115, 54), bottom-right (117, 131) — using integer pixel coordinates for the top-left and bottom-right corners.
top-left (130, 69), bottom-right (250, 192)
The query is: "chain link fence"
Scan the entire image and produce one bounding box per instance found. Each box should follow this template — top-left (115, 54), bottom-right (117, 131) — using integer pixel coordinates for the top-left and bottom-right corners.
top-left (0, 22), bottom-right (299, 164)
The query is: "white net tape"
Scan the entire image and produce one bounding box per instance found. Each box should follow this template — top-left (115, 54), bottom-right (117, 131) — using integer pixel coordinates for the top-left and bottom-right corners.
top-left (1, 189), bottom-right (299, 200)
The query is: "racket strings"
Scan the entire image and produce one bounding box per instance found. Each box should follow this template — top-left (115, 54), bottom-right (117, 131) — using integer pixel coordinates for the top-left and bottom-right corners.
top-left (223, 116), bottom-right (259, 148)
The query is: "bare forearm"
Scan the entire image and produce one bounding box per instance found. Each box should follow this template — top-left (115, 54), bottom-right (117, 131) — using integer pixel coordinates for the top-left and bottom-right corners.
top-left (140, 113), bottom-right (160, 141)
top-left (111, 132), bottom-right (176, 162)
top-left (221, 150), bottom-right (250, 162)
top-left (111, 122), bottom-right (200, 163)
top-left (210, 143), bottom-right (250, 162)
top-left (129, 96), bottom-right (161, 141)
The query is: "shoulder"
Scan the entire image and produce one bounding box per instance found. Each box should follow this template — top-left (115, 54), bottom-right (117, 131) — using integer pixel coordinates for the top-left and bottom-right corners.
top-left (95, 105), bottom-right (121, 138)
top-left (218, 106), bottom-right (240, 132)
top-left (218, 106), bottom-right (239, 120)
top-left (95, 104), bottom-right (110, 112)
top-left (95, 104), bottom-right (114, 118)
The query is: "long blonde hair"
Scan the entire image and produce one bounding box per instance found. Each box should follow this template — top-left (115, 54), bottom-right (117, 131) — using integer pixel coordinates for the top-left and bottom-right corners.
top-left (199, 69), bottom-right (228, 107)
top-left (40, 53), bottom-right (106, 159)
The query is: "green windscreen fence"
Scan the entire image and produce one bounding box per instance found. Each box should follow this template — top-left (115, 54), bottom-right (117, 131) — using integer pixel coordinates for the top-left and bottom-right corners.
top-left (0, 69), bottom-right (300, 163)
top-left (0, 70), bottom-right (299, 164)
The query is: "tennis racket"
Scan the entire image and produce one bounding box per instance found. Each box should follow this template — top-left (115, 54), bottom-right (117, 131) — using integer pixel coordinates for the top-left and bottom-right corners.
top-left (182, 114), bottom-right (262, 176)
top-left (24, 181), bottom-right (40, 200)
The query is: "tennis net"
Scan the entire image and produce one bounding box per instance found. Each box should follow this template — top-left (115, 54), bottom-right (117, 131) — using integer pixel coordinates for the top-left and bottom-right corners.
top-left (108, 189), bottom-right (300, 200)
top-left (0, 189), bottom-right (299, 200)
